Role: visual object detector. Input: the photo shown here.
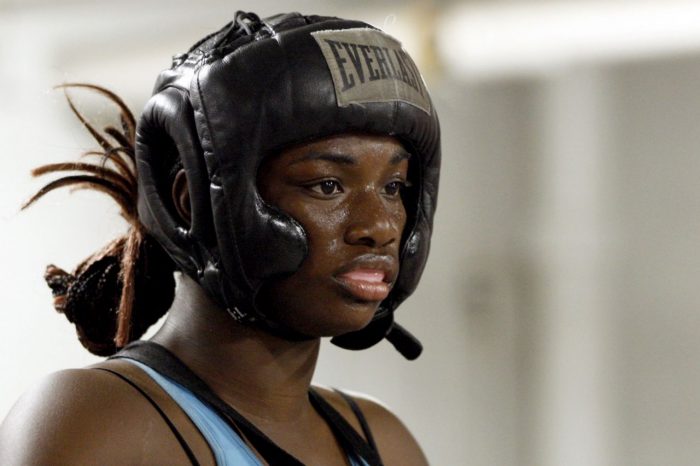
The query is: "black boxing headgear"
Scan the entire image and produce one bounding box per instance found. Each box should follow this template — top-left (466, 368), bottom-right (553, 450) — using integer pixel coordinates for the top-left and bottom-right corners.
top-left (136, 12), bottom-right (440, 360)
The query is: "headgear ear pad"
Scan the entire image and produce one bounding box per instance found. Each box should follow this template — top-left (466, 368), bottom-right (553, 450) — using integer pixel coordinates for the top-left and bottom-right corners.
top-left (136, 12), bottom-right (440, 359)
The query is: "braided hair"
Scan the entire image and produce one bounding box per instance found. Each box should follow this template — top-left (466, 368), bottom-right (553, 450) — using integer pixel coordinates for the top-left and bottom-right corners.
top-left (23, 84), bottom-right (176, 356)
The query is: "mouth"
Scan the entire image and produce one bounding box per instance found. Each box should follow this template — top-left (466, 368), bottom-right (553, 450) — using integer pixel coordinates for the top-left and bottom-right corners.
top-left (333, 255), bottom-right (397, 302)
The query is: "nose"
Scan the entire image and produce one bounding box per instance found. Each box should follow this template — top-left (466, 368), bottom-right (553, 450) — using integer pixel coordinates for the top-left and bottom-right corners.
top-left (344, 191), bottom-right (404, 249)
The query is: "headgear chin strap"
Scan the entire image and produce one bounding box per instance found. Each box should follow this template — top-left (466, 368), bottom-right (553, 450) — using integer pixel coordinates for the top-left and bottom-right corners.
top-left (136, 12), bottom-right (440, 360)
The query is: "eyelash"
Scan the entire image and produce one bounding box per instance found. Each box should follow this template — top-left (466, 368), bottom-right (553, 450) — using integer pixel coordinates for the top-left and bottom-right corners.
top-left (384, 181), bottom-right (406, 196)
top-left (307, 180), bottom-right (343, 196)
top-left (305, 179), bottom-right (410, 197)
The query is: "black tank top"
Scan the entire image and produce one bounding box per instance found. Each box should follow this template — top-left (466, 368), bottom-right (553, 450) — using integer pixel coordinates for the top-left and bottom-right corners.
top-left (109, 341), bottom-right (383, 466)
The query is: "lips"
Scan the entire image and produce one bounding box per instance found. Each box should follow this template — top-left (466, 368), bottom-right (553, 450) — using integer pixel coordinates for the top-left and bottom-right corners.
top-left (333, 255), bottom-right (397, 302)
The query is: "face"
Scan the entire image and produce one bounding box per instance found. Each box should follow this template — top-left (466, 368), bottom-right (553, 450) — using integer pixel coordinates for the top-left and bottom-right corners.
top-left (257, 133), bottom-right (410, 337)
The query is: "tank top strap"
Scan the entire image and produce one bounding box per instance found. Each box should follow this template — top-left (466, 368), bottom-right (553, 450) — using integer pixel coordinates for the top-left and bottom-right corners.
top-left (113, 340), bottom-right (384, 466)
top-left (91, 358), bottom-right (216, 466)
top-left (308, 388), bottom-right (383, 466)
top-left (333, 389), bottom-right (380, 456)
top-left (113, 340), bottom-right (304, 465)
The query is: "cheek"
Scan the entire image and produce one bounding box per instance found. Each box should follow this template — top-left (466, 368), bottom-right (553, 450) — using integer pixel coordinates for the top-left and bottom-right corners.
top-left (296, 204), bottom-right (350, 262)
top-left (388, 201), bottom-right (408, 242)
top-left (396, 204), bottom-right (407, 231)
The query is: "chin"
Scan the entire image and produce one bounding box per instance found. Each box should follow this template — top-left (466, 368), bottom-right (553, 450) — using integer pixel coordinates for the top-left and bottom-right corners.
top-left (257, 277), bottom-right (384, 337)
top-left (275, 300), bottom-right (380, 338)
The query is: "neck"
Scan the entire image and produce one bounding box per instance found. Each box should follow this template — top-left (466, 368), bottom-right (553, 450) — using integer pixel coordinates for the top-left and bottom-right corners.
top-left (151, 273), bottom-right (321, 423)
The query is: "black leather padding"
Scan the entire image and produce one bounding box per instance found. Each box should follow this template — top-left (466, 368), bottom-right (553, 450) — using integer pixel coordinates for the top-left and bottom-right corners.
top-left (135, 12), bottom-right (441, 357)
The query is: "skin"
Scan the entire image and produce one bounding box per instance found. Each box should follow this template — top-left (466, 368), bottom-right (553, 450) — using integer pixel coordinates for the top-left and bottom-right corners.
top-left (0, 134), bottom-right (429, 466)
top-left (256, 133), bottom-right (409, 337)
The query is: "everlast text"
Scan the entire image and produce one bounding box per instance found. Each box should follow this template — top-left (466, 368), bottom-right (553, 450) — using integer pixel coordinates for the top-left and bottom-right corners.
top-left (312, 28), bottom-right (431, 114)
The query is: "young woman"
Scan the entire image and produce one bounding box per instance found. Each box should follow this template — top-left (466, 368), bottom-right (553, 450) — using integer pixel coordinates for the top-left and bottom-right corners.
top-left (0, 11), bottom-right (440, 465)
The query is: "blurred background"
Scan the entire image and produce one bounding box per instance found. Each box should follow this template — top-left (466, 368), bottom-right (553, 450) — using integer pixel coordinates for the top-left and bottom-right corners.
top-left (2, 0), bottom-right (700, 464)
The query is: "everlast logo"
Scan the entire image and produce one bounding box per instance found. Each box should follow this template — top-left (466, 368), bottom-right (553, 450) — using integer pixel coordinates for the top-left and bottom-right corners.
top-left (312, 28), bottom-right (431, 114)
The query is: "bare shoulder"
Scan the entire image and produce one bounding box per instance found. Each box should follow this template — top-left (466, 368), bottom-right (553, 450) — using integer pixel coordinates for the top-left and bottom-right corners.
top-left (314, 386), bottom-right (429, 466)
top-left (0, 365), bottom-right (191, 465)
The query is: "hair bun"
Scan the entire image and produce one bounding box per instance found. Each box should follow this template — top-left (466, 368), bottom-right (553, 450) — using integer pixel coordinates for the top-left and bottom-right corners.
top-left (42, 234), bottom-right (176, 356)
top-left (62, 253), bottom-right (122, 355)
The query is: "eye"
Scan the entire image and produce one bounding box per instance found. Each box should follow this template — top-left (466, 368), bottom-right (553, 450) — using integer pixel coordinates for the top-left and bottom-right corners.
top-left (307, 179), bottom-right (343, 196)
top-left (383, 180), bottom-right (409, 197)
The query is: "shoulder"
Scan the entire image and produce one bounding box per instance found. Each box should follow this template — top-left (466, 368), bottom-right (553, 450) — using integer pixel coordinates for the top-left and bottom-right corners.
top-left (314, 386), bottom-right (429, 466)
top-left (0, 364), bottom-right (191, 465)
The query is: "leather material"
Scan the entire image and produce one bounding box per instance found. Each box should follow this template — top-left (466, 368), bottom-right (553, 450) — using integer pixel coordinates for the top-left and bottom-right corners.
top-left (135, 12), bottom-right (441, 357)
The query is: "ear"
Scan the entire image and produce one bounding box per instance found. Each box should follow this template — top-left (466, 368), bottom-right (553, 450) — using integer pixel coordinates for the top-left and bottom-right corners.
top-left (171, 169), bottom-right (192, 227)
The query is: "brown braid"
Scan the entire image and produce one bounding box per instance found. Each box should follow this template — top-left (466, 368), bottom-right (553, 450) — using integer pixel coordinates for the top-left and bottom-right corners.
top-left (115, 224), bottom-right (143, 346)
top-left (23, 84), bottom-right (176, 355)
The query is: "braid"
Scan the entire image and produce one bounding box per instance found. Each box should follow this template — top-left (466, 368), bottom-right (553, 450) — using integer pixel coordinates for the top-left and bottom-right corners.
top-left (23, 84), bottom-right (176, 356)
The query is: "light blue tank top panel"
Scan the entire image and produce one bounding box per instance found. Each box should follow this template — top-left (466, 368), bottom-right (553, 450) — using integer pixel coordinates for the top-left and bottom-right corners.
top-left (128, 359), bottom-right (262, 465)
top-left (126, 359), bottom-right (368, 466)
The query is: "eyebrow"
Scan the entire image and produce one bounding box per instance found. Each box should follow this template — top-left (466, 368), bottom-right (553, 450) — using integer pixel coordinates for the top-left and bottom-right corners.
top-left (291, 152), bottom-right (356, 165)
top-left (390, 148), bottom-right (412, 164)
top-left (290, 148), bottom-right (411, 166)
